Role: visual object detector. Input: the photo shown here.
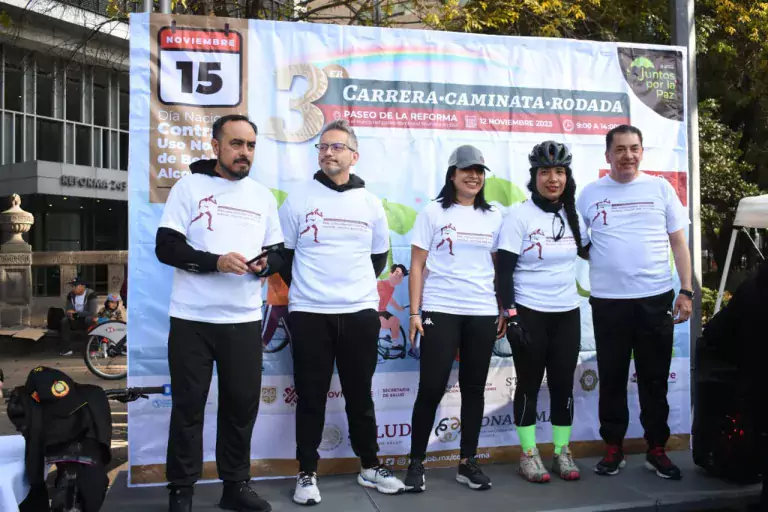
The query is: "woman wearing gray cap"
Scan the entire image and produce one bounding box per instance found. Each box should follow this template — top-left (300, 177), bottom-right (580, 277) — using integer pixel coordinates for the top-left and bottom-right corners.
top-left (404, 145), bottom-right (506, 493)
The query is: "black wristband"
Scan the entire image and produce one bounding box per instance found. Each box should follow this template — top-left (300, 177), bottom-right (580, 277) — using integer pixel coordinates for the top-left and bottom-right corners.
top-left (679, 289), bottom-right (693, 298)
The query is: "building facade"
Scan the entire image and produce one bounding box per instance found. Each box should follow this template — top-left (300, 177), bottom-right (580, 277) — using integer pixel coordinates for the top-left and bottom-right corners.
top-left (0, 0), bottom-right (131, 294)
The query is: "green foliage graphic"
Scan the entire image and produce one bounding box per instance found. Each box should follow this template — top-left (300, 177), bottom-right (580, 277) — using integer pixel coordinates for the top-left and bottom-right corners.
top-left (382, 199), bottom-right (418, 235)
top-left (484, 176), bottom-right (527, 207)
top-left (380, 199), bottom-right (418, 279)
top-left (270, 189), bottom-right (288, 209)
top-left (630, 56), bottom-right (655, 69)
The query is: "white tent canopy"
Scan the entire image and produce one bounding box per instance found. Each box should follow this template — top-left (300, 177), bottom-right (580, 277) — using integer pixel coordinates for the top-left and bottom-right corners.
top-left (733, 194), bottom-right (768, 229)
top-left (715, 194), bottom-right (768, 314)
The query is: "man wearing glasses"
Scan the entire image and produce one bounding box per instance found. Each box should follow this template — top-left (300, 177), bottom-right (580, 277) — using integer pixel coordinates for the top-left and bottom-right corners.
top-left (278, 120), bottom-right (405, 506)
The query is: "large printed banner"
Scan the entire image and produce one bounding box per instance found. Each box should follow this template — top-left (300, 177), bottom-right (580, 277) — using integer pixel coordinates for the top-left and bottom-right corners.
top-left (128, 13), bottom-right (691, 485)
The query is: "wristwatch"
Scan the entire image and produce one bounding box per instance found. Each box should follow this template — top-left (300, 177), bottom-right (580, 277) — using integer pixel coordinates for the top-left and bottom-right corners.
top-left (502, 308), bottom-right (517, 318)
top-left (679, 289), bottom-right (694, 299)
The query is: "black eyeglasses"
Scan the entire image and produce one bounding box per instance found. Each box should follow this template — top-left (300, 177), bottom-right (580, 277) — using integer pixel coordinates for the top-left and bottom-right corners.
top-left (552, 212), bottom-right (565, 241)
top-left (315, 143), bottom-right (356, 153)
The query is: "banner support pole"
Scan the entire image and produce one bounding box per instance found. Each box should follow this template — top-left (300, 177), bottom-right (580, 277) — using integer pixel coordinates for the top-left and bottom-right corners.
top-left (671, 0), bottom-right (700, 436)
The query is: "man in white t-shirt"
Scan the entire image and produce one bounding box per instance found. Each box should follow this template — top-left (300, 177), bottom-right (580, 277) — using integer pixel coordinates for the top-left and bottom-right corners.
top-left (156, 114), bottom-right (284, 512)
top-left (278, 120), bottom-right (405, 506)
top-left (577, 124), bottom-right (692, 481)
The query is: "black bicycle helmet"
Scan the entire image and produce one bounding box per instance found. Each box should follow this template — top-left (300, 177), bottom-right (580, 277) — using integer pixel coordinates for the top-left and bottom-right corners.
top-left (528, 141), bottom-right (572, 168)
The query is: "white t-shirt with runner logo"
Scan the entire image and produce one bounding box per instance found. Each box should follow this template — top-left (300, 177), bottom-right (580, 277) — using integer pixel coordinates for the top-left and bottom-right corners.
top-left (411, 201), bottom-right (502, 316)
top-left (498, 200), bottom-right (589, 313)
top-left (158, 173), bottom-right (283, 324)
top-left (279, 179), bottom-right (389, 314)
top-left (576, 173), bottom-right (688, 299)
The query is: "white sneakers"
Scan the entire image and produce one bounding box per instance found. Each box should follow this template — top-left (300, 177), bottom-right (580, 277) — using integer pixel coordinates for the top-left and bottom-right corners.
top-left (357, 466), bottom-right (406, 494)
top-left (293, 466), bottom-right (405, 506)
top-left (293, 472), bottom-right (321, 506)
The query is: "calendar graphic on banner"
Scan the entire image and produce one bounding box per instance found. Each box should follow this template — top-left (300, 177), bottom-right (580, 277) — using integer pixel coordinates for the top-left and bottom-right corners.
top-left (157, 26), bottom-right (243, 107)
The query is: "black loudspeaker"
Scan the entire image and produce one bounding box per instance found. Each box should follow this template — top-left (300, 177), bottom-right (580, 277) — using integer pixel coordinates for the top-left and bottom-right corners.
top-left (47, 307), bottom-right (64, 331)
top-left (692, 336), bottom-right (762, 484)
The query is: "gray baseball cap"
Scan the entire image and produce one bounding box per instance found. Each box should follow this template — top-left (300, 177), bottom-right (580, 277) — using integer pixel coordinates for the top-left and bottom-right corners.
top-left (447, 145), bottom-right (490, 172)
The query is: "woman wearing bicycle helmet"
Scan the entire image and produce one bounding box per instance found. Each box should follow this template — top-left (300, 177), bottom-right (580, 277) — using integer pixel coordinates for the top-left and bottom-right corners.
top-left (497, 140), bottom-right (589, 483)
top-left (404, 145), bottom-right (505, 493)
top-left (97, 293), bottom-right (125, 322)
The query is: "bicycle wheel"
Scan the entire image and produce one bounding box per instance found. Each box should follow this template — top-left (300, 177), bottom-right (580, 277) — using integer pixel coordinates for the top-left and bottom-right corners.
top-left (83, 335), bottom-right (127, 380)
top-left (264, 318), bottom-right (291, 353)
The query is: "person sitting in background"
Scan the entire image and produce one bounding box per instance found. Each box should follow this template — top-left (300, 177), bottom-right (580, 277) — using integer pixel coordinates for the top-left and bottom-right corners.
top-left (96, 294), bottom-right (125, 323)
top-left (59, 277), bottom-right (99, 357)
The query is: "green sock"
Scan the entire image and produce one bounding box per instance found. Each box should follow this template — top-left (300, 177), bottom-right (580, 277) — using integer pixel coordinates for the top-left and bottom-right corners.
top-left (552, 425), bottom-right (572, 455)
top-left (517, 425), bottom-right (537, 453)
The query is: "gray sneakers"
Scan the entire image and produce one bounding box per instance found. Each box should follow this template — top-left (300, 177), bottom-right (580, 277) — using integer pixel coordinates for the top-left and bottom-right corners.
top-left (552, 446), bottom-right (581, 480)
top-left (518, 447), bottom-right (551, 483)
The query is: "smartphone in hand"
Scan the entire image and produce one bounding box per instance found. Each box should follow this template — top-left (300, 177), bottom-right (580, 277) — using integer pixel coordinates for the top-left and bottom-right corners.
top-left (246, 249), bottom-right (270, 266)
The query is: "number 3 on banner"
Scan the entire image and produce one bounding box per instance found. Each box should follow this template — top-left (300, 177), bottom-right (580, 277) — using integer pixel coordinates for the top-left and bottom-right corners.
top-left (267, 64), bottom-right (328, 143)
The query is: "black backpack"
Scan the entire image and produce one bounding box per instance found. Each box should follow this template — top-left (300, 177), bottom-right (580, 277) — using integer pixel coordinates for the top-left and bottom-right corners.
top-left (7, 367), bottom-right (112, 511)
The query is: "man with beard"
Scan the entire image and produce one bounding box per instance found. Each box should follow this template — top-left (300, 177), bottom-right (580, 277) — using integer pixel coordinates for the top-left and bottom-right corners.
top-left (279, 120), bottom-right (405, 506)
top-left (155, 114), bottom-right (284, 512)
top-left (577, 125), bottom-right (692, 480)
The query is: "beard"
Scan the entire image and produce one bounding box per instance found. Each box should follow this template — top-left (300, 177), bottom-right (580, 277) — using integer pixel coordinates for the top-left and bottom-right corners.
top-left (219, 157), bottom-right (251, 180)
top-left (320, 159), bottom-right (348, 176)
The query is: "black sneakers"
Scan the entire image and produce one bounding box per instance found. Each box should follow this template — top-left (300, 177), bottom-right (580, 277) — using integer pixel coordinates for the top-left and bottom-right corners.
top-left (645, 447), bottom-right (682, 480)
top-left (168, 486), bottom-right (192, 512)
top-left (404, 460), bottom-right (425, 492)
top-left (220, 480), bottom-right (272, 511)
top-left (456, 457), bottom-right (492, 490)
top-left (594, 444), bottom-right (626, 476)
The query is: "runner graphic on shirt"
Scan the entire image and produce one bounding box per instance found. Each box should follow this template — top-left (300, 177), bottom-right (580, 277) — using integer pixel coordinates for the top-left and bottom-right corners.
top-left (522, 228), bottom-right (546, 260)
top-left (190, 195), bottom-right (217, 231)
top-left (435, 223), bottom-right (456, 255)
top-left (592, 199), bottom-right (611, 226)
top-left (299, 208), bottom-right (323, 243)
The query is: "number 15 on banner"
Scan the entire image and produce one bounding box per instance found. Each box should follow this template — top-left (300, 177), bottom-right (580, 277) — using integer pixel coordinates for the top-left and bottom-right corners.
top-left (158, 27), bottom-right (242, 108)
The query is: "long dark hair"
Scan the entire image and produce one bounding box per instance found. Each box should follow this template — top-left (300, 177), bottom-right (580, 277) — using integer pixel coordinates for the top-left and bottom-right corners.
top-left (528, 167), bottom-right (588, 259)
top-left (436, 166), bottom-right (492, 211)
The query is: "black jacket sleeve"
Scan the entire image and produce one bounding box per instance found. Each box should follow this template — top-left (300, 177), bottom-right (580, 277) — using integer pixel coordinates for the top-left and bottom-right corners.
top-left (278, 248), bottom-right (295, 287)
top-left (155, 227), bottom-right (220, 273)
top-left (496, 249), bottom-right (519, 311)
top-left (371, 251), bottom-right (388, 278)
top-left (254, 243), bottom-right (287, 278)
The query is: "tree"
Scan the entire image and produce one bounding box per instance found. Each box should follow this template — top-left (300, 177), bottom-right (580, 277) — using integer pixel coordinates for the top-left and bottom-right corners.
top-left (699, 98), bottom-right (760, 271)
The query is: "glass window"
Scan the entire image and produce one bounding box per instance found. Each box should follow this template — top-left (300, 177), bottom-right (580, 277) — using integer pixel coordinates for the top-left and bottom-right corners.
top-left (2, 113), bottom-right (12, 165)
top-left (119, 73), bottom-right (129, 131)
top-left (45, 212), bottom-right (81, 251)
top-left (14, 115), bottom-right (23, 162)
top-left (4, 52), bottom-right (24, 112)
top-left (93, 127), bottom-right (102, 166)
top-left (83, 68), bottom-right (93, 124)
top-left (32, 267), bottom-right (61, 297)
top-left (26, 116), bottom-right (34, 160)
top-left (25, 59), bottom-right (34, 113)
top-left (102, 129), bottom-right (109, 167)
top-left (36, 56), bottom-right (54, 117)
top-left (111, 130), bottom-right (118, 169)
top-left (110, 72), bottom-right (118, 129)
top-left (66, 123), bottom-right (74, 164)
top-left (37, 119), bottom-right (63, 162)
top-left (76, 125), bottom-right (91, 166)
top-left (66, 66), bottom-right (82, 122)
top-left (120, 132), bottom-right (128, 170)
top-left (93, 68), bottom-right (109, 127)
